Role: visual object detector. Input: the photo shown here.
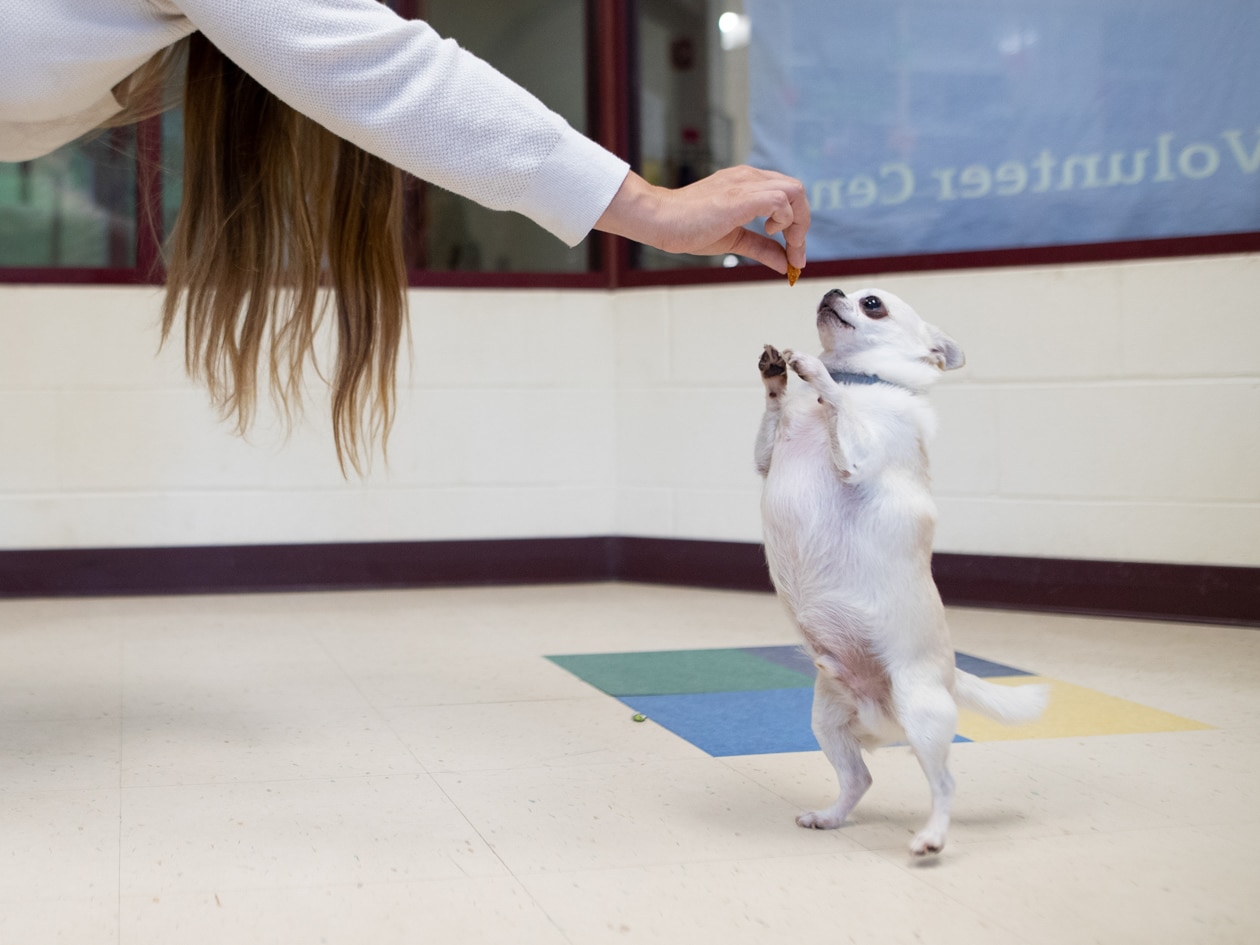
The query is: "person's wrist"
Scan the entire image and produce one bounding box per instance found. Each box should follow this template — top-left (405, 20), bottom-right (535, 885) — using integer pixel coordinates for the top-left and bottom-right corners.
top-left (594, 172), bottom-right (665, 246)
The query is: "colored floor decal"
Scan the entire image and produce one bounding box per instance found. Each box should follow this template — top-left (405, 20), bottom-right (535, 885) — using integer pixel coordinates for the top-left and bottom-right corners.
top-left (547, 646), bottom-right (1209, 757)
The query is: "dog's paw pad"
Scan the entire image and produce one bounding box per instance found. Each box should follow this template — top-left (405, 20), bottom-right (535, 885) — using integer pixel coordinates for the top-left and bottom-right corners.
top-left (759, 345), bottom-right (787, 378)
top-left (796, 811), bottom-right (843, 830)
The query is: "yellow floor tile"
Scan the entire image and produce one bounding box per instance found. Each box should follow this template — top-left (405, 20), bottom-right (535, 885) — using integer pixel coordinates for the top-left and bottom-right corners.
top-left (956, 676), bottom-right (1212, 741)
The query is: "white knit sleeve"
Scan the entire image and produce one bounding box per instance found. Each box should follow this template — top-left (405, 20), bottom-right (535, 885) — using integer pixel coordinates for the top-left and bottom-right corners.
top-left (164, 0), bottom-right (628, 246)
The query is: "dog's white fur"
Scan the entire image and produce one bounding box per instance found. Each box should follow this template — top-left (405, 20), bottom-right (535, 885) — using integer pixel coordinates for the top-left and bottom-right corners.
top-left (756, 287), bottom-right (1047, 856)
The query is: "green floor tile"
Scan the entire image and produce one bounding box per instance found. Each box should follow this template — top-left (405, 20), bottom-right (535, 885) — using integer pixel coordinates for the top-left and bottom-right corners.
top-left (547, 648), bottom-right (813, 696)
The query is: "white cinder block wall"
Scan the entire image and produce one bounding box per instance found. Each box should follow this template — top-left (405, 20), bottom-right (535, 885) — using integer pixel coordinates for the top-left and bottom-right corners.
top-left (616, 254), bottom-right (1260, 566)
top-left (2, 252), bottom-right (1257, 566)
top-left (0, 287), bottom-right (618, 548)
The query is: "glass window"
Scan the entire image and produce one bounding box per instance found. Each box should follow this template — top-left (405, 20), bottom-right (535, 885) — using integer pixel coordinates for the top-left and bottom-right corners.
top-left (0, 0), bottom-right (591, 279)
top-left (406, 0), bottom-right (593, 273)
top-left (3, 1), bottom-right (1255, 283)
top-left (633, 0), bottom-right (750, 271)
top-left (738, 0), bottom-right (1260, 263)
top-left (161, 110), bottom-right (184, 246)
top-left (631, 0), bottom-right (1260, 271)
top-left (0, 128), bottom-right (137, 269)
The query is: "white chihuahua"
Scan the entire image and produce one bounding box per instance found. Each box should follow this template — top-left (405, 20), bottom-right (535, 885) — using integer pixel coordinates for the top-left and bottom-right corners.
top-left (756, 287), bottom-right (1047, 856)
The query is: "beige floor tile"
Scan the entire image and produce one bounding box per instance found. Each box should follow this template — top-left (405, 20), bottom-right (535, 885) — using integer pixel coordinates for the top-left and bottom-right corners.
top-left (121, 653), bottom-right (373, 721)
top-left (343, 582), bottom-right (797, 654)
top-left (385, 695), bottom-right (707, 772)
top-left (325, 637), bottom-right (601, 708)
top-left (986, 727), bottom-right (1260, 827)
top-left (433, 759), bottom-right (865, 874)
top-left (520, 853), bottom-right (1026, 945)
top-left (0, 790), bottom-right (120, 903)
top-left (120, 708), bottom-right (422, 788)
top-left (0, 632), bottom-right (121, 722)
top-left (119, 775), bottom-right (505, 897)
top-left (0, 717), bottom-right (121, 794)
top-left (887, 826), bottom-right (1260, 945)
top-left (723, 740), bottom-right (1174, 853)
top-left (0, 897), bottom-right (118, 945)
top-left (119, 877), bottom-right (569, 945)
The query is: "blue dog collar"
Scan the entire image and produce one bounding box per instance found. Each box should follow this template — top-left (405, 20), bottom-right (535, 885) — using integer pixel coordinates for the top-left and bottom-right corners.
top-left (829, 370), bottom-right (892, 387)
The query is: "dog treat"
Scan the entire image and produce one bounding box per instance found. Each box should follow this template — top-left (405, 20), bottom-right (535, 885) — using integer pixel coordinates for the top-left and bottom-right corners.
top-left (632, 713), bottom-right (647, 723)
top-left (786, 264), bottom-right (801, 286)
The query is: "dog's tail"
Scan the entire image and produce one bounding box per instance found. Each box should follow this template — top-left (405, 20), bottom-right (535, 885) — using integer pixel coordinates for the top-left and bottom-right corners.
top-left (954, 670), bottom-right (1049, 726)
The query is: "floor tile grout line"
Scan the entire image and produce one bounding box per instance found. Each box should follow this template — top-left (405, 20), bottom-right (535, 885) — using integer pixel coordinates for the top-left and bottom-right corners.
top-left (117, 771), bottom-right (436, 791)
top-left (507, 845), bottom-right (914, 881)
top-left (115, 632), bottom-right (125, 945)
top-left (507, 874), bottom-right (581, 945)
top-left (881, 847), bottom-right (1041, 945)
top-left (306, 627), bottom-right (537, 889)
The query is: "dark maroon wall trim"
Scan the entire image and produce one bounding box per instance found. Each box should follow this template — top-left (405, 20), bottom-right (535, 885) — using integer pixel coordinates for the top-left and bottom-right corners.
top-left (1, 539), bottom-right (1256, 626)
top-left (613, 537), bottom-right (775, 592)
top-left (0, 538), bottom-right (617, 599)
top-left (929, 553), bottom-right (1260, 627)
top-left (615, 231), bottom-right (1260, 289)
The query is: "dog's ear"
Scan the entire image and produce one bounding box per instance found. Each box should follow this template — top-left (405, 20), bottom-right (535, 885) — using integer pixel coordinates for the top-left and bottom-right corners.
top-left (928, 326), bottom-right (965, 371)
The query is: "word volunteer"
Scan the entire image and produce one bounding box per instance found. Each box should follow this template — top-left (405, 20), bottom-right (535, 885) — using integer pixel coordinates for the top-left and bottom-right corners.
top-left (809, 127), bottom-right (1260, 210)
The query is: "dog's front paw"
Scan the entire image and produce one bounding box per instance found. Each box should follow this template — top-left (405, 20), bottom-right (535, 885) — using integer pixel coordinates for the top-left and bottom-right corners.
top-left (760, 345), bottom-right (788, 398)
top-left (786, 350), bottom-right (827, 385)
top-left (796, 810), bottom-right (845, 830)
top-left (759, 345), bottom-right (787, 379)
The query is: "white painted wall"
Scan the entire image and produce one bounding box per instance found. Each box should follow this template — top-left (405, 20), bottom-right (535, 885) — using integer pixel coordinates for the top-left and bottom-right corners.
top-left (615, 254), bottom-right (1260, 566)
top-left (0, 286), bottom-right (617, 548)
top-left (1, 252), bottom-right (1257, 565)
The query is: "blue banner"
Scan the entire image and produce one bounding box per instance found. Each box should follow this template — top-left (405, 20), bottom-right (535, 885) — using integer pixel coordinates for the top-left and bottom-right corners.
top-left (746, 0), bottom-right (1260, 259)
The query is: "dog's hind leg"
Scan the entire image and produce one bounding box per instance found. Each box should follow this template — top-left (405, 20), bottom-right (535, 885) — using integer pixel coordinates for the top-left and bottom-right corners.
top-left (893, 674), bottom-right (957, 856)
top-left (796, 675), bottom-right (872, 830)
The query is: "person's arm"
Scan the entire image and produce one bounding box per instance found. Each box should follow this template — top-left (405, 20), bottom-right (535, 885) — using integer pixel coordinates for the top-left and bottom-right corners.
top-left (594, 168), bottom-right (809, 275)
top-left (168, 0), bottom-right (624, 245)
top-left (168, 0), bottom-right (808, 269)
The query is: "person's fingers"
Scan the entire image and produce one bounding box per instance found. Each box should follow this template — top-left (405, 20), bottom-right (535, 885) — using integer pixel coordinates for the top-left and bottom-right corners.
top-left (599, 165), bottom-right (810, 274)
top-left (726, 174), bottom-right (809, 270)
top-left (770, 177), bottom-right (810, 269)
top-left (723, 227), bottom-right (790, 274)
top-left (781, 222), bottom-right (808, 270)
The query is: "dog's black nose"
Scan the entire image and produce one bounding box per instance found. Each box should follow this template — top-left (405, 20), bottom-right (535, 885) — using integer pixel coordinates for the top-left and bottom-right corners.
top-left (819, 288), bottom-right (846, 316)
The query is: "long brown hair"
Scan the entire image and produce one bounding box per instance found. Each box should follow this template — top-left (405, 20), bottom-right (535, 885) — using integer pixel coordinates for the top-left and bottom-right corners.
top-left (112, 32), bottom-right (408, 476)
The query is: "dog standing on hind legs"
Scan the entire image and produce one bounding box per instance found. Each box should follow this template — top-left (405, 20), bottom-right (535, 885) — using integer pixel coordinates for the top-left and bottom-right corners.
top-left (755, 287), bottom-right (1048, 856)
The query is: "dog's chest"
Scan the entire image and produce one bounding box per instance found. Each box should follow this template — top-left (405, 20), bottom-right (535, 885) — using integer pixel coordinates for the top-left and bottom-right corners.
top-left (763, 387), bottom-right (937, 536)
top-left (773, 393), bottom-right (837, 454)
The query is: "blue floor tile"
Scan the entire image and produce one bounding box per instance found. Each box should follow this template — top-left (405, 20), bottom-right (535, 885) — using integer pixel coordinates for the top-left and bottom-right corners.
top-left (619, 689), bottom-right (820, 757)
top-left (619, 687), bottom-right (970, 757)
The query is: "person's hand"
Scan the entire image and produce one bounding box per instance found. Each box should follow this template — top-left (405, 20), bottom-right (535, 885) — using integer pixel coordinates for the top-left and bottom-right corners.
top-left (595, 167), bottom-right (810, 275)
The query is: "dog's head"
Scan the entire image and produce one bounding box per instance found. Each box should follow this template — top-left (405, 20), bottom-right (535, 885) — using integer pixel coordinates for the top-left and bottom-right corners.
top-left (815, 288), bottom-right (964, 390)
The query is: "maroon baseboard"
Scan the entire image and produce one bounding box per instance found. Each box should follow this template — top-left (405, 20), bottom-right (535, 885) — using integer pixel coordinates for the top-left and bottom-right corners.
top-left (0, 538), bottom-right (1255, 627)
top-left (929, 553), bottom-right (1260, 627)
top-left (0, 538), bottom-right (617, 599)
top-left (613, 537), bottom-right (775, 592)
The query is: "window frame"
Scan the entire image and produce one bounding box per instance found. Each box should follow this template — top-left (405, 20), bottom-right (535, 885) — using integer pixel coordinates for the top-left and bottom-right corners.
top-left (2, 0), bottom-right (1257, 290)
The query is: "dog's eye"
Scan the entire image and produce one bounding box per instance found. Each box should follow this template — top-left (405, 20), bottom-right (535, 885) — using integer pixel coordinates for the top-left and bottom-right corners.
top-left (861, 296), bottom-right (889, 319)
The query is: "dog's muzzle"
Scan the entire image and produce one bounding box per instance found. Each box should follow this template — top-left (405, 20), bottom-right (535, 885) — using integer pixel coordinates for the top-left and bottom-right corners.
top-left (818, 288), bottom-right (854, 329)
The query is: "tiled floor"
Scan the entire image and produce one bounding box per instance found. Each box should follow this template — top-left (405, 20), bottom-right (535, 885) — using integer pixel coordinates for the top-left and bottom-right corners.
top-left (546, 644), bottom-right (1209, 755)
top-left (1, 582), bottom-right (1257, 944)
